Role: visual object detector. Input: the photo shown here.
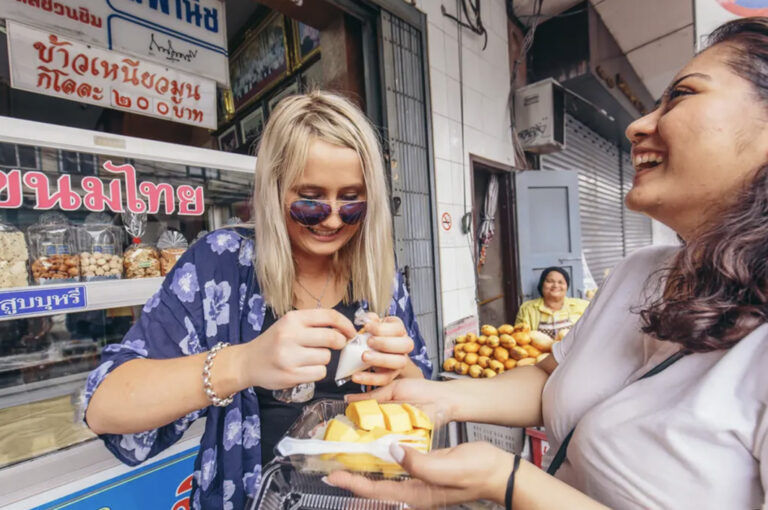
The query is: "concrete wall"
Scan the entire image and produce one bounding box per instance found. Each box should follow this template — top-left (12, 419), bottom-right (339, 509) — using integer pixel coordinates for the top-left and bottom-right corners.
top-left (410, 0), bottom-right (517, 326)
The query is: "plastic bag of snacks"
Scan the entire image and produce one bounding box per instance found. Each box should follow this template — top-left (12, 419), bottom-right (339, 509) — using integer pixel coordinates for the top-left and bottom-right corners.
top-left (0, 221), bottom-right (29, 288)
top-left (122, 212), bottom-right (161, 279)
top-left (78, 213), bottom-right (123, 281)
top-left (27, 212), bottom-right (80, 284)
top-left (157, 230), bottom-right (188, 276)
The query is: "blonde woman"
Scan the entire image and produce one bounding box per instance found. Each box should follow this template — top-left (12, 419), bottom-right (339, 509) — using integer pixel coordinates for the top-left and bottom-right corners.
top-left (83, 91), bottom-right (432, 510)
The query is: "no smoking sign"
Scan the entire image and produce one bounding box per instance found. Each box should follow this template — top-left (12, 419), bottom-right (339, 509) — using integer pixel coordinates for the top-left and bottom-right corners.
top-left (441, 212), bottom-right (452, 231)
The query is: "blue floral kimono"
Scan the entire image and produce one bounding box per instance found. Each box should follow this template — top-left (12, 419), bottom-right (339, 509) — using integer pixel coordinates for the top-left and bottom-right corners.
top-left (83, 229), bottom-right (432, 510)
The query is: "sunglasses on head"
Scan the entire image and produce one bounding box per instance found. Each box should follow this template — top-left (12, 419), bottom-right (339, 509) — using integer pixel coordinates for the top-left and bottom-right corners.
top-left (289, 199), bottom-right (367, 226)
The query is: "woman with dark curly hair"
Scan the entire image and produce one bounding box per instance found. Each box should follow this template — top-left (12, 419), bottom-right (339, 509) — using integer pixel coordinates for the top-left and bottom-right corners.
top-left (328, 17), bottom-right (768, 510)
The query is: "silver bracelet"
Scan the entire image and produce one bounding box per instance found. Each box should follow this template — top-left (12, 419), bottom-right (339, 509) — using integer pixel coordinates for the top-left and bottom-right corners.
top-left (202, 342), bottom-right (234, 407)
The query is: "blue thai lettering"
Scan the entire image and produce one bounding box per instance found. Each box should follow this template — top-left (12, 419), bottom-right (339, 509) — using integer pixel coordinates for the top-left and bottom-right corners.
top-left (183, 0), bottom-right (202, 27)
top-left (203, 6), bottom-right (218, 32)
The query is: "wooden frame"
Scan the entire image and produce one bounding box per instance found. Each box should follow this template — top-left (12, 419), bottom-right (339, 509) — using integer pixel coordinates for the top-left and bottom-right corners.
top-left (239, 105), bottom-right (265, 145)
top-left (217, 124), bottom-right (239, 152)
top-left (267, 79), bottom-right (300, 113)
top-left (291, 19), bottom-right (321, 70)
top-left (470, 155), bottom-right (521, 324)
top-left (229, 12), bottom-right (291, 112)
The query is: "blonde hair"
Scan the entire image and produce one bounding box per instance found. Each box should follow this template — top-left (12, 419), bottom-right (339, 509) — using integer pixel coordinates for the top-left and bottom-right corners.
top-left (252, 90), bottom-right (395, 317)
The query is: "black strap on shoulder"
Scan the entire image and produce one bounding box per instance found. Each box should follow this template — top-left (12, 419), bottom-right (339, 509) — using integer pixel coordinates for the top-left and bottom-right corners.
top-left (546, 350), bottom-right (687, 476)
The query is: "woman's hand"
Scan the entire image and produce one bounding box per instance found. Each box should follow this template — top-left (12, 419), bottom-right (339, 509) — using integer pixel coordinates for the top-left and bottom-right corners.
top-left (243, 309), bottom-right (356, 390)
top-left (347, 378), bottom-right (460, 423)
top-left (352, 315), bottom-right (416, 386)
top-left (327, 442), bottom-right (513, 508)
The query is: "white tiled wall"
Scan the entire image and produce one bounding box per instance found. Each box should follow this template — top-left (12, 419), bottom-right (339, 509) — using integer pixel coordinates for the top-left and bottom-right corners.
top-left (411, 0), bottom-right (517, 326)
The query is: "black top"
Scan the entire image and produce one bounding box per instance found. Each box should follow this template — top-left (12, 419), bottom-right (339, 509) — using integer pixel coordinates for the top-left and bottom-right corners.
top-left (254, 300), bottom-right (360, 464)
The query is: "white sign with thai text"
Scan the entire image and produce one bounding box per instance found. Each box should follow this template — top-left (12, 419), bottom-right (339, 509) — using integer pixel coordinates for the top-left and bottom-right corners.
top-left (7, 21), bottom-right (217, 129)
top-left (0, 0), bottom-right (228, 85)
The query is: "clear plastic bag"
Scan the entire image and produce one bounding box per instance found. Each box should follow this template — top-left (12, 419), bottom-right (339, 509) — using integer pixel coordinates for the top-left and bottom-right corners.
top-left (27, 212), bottom-right (79, 285)
top-left (0, 221), bottom-right (29, 289)
top-left (157, 230), bottom-right (188, 276)
top-left (78, 213), bottom-right (123, 281)
top-left (122, 212), bottom-right (161, 279)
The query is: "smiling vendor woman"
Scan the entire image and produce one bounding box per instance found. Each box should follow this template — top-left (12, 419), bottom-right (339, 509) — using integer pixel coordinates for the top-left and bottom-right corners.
top-left (81, 91), bottom-right (432, 510)
top-left (515, 267), bottom-right (590, 340)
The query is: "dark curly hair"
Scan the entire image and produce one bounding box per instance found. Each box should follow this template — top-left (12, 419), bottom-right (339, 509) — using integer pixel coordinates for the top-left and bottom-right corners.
top-left (639, 17), bottom-right (768, 353)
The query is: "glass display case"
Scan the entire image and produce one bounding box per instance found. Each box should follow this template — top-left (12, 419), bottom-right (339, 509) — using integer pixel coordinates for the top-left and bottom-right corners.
top-left (0, 116), bottom-right (256, 506)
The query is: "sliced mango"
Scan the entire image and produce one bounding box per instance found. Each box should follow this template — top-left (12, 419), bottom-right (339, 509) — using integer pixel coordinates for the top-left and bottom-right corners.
top-left (379, 403), bottom-right (413, 432)
top-left (335, 453), bottom-right (402, 475)
top-left (345, 399), bottom-right (385, 431)
top-left (402, 403), bottom-right (433, 430)
top-left (323, 418), bottom-right (360, 442)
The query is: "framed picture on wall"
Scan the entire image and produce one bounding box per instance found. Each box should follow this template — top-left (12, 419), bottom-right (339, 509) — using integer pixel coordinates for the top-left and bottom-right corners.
top-left (267, 80), bottom-right (299, 113)
top-left (292, 20), bottom-right (321, 68)
top-left (240, 105), bottom-right (265, 145)
top-left (230, 12), bottom-right (290, 111)
top-left (217, 125), bottom-right (239, 152)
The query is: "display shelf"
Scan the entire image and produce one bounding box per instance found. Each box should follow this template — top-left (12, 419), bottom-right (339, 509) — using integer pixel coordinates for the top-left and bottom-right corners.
top-left (0, 277), bottom-right (162, 321)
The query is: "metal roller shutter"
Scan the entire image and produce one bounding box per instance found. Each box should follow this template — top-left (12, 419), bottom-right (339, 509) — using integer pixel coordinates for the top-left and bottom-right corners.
top-left (541, 115), bottom-right (624, 285)
top-left (621, 151), bottom-right (653, 254)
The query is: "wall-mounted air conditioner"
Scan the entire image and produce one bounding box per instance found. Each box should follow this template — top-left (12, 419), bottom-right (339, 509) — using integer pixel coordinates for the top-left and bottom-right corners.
top-left (513, 78), bottom-right (565, 154)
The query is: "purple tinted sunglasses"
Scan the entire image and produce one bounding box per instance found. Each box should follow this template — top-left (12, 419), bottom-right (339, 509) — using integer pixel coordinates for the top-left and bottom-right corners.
top-left (289, 199), bottom-right (367, 226)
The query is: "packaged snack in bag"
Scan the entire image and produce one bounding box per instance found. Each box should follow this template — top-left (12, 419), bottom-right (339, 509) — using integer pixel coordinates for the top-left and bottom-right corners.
top-left (27, 212), bottom-right (80, 285)
top-left (157, 230), bottom-right (188, 276)
top-left (122, 212), bottom-right (161, 279)
top-left (78, 213), bottom-right (123, 281)
top-left (334, 308), bottom-right (378, 386)
top-left (0, 221), bottom-right (29, 288)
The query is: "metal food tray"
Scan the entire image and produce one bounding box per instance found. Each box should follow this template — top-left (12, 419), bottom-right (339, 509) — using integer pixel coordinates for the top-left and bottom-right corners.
top-left (247, 462), bottom-right (406, 510)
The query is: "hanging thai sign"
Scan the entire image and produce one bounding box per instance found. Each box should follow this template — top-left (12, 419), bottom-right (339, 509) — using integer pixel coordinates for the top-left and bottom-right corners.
top-left (694, 0), bottom-right (768, 50)
top-left (0, 161), bottom-right (206, 215)
top-left (0, 0), bottom-right (228, 85)
top-left (0, 285), bottom-right (86, 317)
top-left (7, 21), bottom-right (217, 129)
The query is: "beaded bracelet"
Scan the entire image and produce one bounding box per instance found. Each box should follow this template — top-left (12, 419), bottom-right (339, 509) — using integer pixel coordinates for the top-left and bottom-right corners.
top-left (202, 342), bottom-right (234, 407)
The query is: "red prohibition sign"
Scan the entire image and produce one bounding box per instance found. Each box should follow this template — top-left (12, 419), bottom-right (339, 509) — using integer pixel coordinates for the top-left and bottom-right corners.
top-left (441, 212), bottom-right (452, 231)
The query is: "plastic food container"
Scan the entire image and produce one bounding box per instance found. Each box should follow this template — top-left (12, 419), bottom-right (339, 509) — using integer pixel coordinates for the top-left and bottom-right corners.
top-left (78, 213), bottom-right (123, 281)
top-left (247, 461), bottom-right (406, 510)
top-left (157, 230), bottom-right (188, 276)
top-left (27, 213), bottom-right (80, 285)
top-left (0, 221), bottom-right (29, 289)
top-left (122, 212), bottom-right (161, 279)
top-left (273, 399), bottom-right (445, 477)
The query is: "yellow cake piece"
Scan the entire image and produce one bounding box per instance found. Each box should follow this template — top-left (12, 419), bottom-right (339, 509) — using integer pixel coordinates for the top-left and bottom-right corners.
top-left (402, 403), bottom-right (433, 430)
top-left (379, 403), bottom-right (413, 432)
top-left (345, 399), bottom-right (385, 431)
top-left (323, 418), bottom-right (360, 442)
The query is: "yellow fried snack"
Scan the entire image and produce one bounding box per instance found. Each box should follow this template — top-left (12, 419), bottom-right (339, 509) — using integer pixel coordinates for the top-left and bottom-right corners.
top-left (482, 368), bottom-right (497, 378)
top-left (380, 403), bottom-right (413, 432)
top-left (478, 345), bottom-right (494, 358)
top-left (346, 399), bottom-right (385, 430)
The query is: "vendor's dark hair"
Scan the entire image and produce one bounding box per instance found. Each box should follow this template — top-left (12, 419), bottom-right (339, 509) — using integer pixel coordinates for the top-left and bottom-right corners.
top-left (537, 267), bottom-right (570, 297)
top-left (639, 17), bottom-right (768, 353)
